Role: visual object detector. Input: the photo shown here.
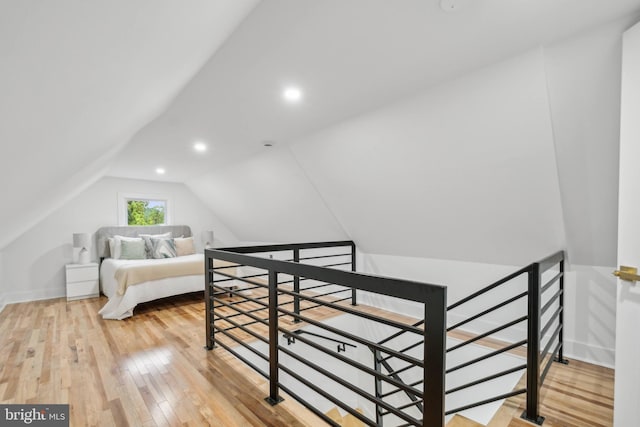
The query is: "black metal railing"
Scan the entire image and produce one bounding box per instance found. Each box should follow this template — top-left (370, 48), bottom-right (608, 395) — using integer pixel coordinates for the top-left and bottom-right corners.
top-left (205, 241), bottom-right (446, 427)
top-left (369, 250), bottom-right (566, 426)
top-left (205, 242), bottom-right (566, 427)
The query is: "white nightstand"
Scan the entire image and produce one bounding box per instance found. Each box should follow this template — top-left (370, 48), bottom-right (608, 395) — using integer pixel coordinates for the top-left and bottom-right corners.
top-left (66, 263), bottom-right (99, 301)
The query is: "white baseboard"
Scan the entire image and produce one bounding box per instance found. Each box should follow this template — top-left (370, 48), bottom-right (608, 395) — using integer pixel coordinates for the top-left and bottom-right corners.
top-left (563, 339), bottom-right (615, 369)
top-left (3, 287), bottom-right (66, 306)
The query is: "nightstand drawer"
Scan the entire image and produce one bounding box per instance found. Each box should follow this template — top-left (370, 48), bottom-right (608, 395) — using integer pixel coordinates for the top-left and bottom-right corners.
top-left (67, 280), bottom-right (99, 300)
top-left (66, 265), bottom-right (98, 283)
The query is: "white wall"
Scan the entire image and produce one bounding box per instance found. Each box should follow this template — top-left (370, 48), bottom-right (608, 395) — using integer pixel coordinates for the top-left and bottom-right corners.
top-left (544, 17), bottom-right (633, 267)
top-left (289, 48), bottom-right (565, 267)
top-left (187, 146), bottom-right (348, 243)
top-left (1, 176), bottom-right (238, 304)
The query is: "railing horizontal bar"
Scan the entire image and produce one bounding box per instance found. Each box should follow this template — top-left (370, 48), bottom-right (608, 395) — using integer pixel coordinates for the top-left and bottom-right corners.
top-left (304, 288), bottom-right (352, 299)
top-left (210, 269), bottom-right (269, 289)
top-left (212, 302), bottom-right (271, 341)
top-left (298, 253), bottom-right (352, 261)
top-left (213, 240), bottom-right (355, 254)
top-left (320, 261), bottom-right (353, 268)
top-left (446, 316), bottom-right (527, 353)
top-left (278, 304), bottom-right (425, 368)
top-left (380, 398), bottom-right (424, 414)
top-left (541, 271), bottom-right (563, 294)
top-left (211, 320), bottom-right (269, 350)
top-left (445, 388), bottom-right (527, 415)
top-left (380, 378), bottom-right (424, 399)
top-left (297, 297), bottom-right (352, 314)
top-left (276, 286), bottom-right (424, 336)
top-left (541, 341), bottom-right (562, 384)
top-left (381, 339), bottom-right (423, 362)
top-left (445, 364), bottom-right (526, 395)
top-left (290, 330), bottom-right (357, 348)
top-left (216, 312), bottom-right (289, 333)
top-left (446, 339), bottom-right (528, 374)
top-left (377, 319), bottom-right (425, 346)
top-left (447, 290), bottom-right (528, 332)
top-left (280, 328), bottom-right (423, 398)
top-left (211, 285), bottom-right (270, 308)
top-left (213, 294), bottom-right (277, 333)
top-left (541, 288), bottom-right (562, 315)
top-left (447, 266), bottom-right (530, 311)
top-left (212, 322), bottom-right (269, 360)
top-left (541, 306), bottom-right (562, 338)
top-left (385, 362), bottom-right (418, 377)
top-left (536, 250), bottom-right (565, 274)
top-left (540, 324), bottom-right (562, 363)
top-left (207, 250), bottom-right (445, 303)
top-left (208, 276), bottom-right (236, 284)
top-left (277, 344), bottom-right (421, 424)
top-left (275, 384), bottom-right (342, 427)
top-left (297, 282), bottom-right (338, 292)
top-left (211, 335), bottom-right (269, 379)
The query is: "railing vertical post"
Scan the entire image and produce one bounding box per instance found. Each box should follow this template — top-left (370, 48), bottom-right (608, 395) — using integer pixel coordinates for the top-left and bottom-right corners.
top-left (205, 250), bottom-right (215, 350)
top-left (423, 287), bottom-right (446, 427)
top-left (373, 349), bottom-right (384, 426)
top-left (293, 248), bottom-right (301, 323)
top-left (555, 256), bottom-right (569, 364)
top-left (522, 263), bottom-right (544, 424)
top-left (351, 242), bottom-right (357, 306)
top-left (266, 269), bottom-right (284, 405)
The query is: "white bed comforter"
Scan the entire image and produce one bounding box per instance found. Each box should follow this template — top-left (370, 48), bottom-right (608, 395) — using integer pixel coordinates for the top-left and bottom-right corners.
top-left (99, 254), bottom-right (206, 320)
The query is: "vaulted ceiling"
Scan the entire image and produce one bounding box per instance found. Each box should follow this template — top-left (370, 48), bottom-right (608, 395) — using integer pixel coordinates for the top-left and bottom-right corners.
top-left (2, 0), bottom-right (639, 265)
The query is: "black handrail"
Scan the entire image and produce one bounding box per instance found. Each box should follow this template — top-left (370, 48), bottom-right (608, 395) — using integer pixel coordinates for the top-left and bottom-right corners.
top-left (284, 330), bottom-right (357, 353)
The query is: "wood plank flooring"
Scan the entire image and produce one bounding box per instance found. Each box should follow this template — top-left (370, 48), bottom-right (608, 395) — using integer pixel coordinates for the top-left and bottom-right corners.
top-left (0, 292), bottom-right (614, 426)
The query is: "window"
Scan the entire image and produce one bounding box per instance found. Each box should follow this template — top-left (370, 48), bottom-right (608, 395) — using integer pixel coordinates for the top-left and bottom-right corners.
top-left (118, 193), bottom-right (171, 226)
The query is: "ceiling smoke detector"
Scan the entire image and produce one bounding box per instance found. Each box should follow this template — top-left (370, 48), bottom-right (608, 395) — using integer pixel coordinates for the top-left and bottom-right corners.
top-left (440, 0), bottom-right (460, 12)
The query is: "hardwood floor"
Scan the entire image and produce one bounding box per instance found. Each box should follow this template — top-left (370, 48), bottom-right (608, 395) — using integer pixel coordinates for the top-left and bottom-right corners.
top-left (0, 293), bottom-right (614, 427)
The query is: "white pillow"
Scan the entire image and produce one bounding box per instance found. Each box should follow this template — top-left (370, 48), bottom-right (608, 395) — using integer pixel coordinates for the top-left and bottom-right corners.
top-left (109, 235), bottom-right (143, 259)
top-left (174, 236), bottom-right (196, 256)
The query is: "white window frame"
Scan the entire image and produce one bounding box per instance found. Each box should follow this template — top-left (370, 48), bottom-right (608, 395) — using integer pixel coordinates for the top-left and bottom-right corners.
top-left (117, 192), bottom-right (172, 226)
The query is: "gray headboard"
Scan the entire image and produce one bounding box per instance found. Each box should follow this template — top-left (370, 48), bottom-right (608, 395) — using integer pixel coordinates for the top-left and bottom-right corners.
top-left (96, 225), bottom-right (192, 258)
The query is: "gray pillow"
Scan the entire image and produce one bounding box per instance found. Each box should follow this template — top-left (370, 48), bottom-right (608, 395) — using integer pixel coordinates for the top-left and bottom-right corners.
top-left (119, 239), bottom-right (147, 260)
top-left (139, 232), bottom-right (172, 257)
top-left (150, 237), bottom-right (177, 259)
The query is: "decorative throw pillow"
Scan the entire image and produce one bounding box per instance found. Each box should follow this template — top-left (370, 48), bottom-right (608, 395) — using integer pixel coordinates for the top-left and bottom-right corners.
top-left (174, 236), bottom-right (196, 256)
top-left (119, 239), bottom-right (147, 260)
top-left (110, 235), bottom-right (143, 259)
top-left (150, 237), bottom-right (177, 259)
top-left (139, 232), bottom-right (172, 257)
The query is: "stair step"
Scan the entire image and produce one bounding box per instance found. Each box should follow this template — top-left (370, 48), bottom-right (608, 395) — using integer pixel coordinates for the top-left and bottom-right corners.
top-left (325, 407), bottom-right (342, 424)
top-left (343, 412), bottom-right (365, 427)
top-left (446, 414), bottom-right (486, 427)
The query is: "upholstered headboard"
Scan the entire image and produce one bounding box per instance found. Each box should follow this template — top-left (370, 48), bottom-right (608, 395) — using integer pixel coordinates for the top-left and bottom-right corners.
top-left (96, 225), bottom-right (192, 258)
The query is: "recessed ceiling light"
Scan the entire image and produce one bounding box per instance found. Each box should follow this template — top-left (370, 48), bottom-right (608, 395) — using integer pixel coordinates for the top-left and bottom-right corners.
top-left (283, 86), bottom-right (303, 103)
top-left (262, 140), bottom-right (277, 147)
top-left (194, 142), bottom-right (207, 152)
top-left (440, 0), bottom-right (460, 12)
top-left (156, 167), bottom-right (166, 175)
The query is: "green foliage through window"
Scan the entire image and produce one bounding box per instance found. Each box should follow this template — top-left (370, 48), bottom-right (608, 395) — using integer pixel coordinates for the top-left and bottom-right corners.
top-left (127, 200), bottom-right (166, 225)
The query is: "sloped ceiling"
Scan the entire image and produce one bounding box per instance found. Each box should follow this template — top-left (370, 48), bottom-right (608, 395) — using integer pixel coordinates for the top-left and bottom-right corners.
top-left (0, 0), bottom-right (259, 249)
top-left (109, 0), bottom-right (640, 183)
top-left (3, 0), bottom-right (640, 266)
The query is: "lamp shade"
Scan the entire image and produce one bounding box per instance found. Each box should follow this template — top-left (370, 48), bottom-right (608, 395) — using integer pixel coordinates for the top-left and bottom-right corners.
top-left (202, 230), bottom-right (214, 247)
top-left (73, 233), bottom-right (91, 249)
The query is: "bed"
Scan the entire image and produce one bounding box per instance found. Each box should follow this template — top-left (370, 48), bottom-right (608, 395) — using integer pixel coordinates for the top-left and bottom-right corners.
top-left (96, 225), bottom-right (236, 320)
